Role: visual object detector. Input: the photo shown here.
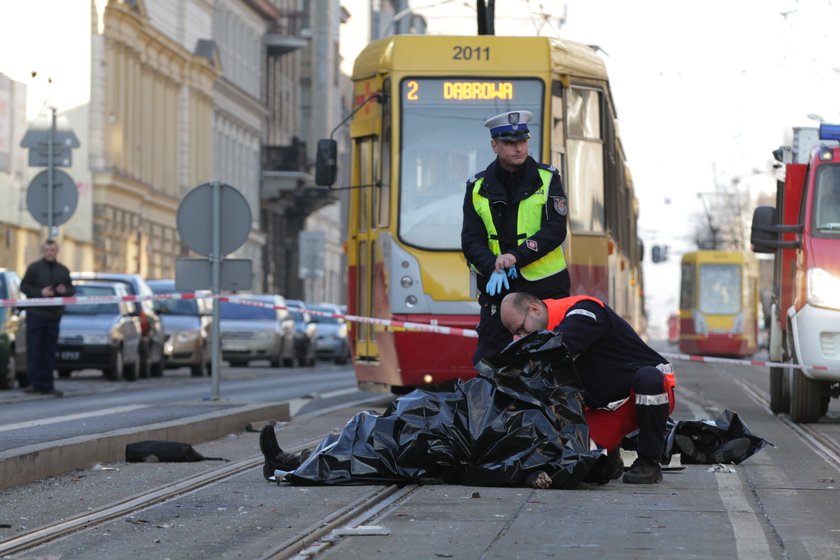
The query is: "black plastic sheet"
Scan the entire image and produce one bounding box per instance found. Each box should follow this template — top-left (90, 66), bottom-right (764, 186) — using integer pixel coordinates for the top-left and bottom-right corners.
top-left (665, 409), bottom-right (772, 464)
top-left (287, 331), bottom-right (605, 488)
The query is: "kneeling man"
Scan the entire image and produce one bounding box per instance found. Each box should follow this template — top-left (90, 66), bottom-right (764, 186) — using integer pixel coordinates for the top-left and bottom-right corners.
top-left (499, 292), bottom-right (675, 484)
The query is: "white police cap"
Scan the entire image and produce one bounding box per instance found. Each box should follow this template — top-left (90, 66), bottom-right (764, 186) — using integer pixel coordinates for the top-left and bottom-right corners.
top-left (484, 110), bottom-right (532, 141)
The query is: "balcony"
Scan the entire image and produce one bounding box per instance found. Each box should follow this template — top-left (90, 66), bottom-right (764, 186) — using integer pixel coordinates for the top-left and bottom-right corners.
top-left (266, 12), bottom-right (309, 56)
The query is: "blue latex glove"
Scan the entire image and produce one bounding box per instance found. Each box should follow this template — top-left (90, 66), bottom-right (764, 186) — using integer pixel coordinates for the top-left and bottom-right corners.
top-left (485, 270), bottom-right (510, 296)
top-left (506, 266), bottom-right (518, 280)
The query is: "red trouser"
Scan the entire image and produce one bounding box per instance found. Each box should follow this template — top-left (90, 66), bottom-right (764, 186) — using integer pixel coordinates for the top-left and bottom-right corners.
top-left (584, 372), bottom-right (676, 450)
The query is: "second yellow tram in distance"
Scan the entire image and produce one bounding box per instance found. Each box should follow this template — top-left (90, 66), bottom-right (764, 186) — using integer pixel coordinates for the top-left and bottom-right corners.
top-left (337, 34), bottom-right (645, 392)
top-left (678, 250), bottom-right (760, 358)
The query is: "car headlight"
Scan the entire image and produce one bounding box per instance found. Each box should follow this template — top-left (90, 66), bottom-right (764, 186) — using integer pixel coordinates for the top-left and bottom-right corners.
top-left (82, 333), bottom-right (110, 344)
top-left (807, 267), bottom-right (840, 310)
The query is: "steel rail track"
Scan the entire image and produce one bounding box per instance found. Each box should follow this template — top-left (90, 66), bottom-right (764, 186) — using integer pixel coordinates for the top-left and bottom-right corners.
top-left (733, 377), bottom-right (840, 471)
top-left (259, 484), bottom-right (419, 560)
top-left (0, 436), bottom-right (318, 557)
top-left (0, 395), bottom-right (398, 558)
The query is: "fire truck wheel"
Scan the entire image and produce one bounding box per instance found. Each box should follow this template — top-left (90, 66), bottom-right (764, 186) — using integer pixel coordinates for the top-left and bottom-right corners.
top-left (789, 368), bottom-right (824, 423)
top-left (769, 367), bottom-right (789, 414)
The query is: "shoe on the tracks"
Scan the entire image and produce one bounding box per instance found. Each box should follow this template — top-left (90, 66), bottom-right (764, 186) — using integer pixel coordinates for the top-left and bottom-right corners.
top-left (622, 457), bottom-right (662, 484)
top-left (259, 425), bottom-right (283, 481)
top-left (259, 425), bottom-right (308, 482)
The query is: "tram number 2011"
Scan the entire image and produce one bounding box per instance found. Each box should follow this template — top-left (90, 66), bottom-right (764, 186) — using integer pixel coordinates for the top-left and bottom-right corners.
top-left (452, 45), bottom-right (491, 61)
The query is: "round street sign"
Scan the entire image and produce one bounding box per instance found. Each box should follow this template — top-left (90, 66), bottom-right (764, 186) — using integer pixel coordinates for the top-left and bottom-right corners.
top-left (26, 169), bottom-right (79, 227)
top-left (176, 182), bottom-right (252, 257)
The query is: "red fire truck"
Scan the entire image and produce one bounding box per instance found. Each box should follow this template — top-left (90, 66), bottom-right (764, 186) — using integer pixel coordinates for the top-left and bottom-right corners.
top-left (751, 123), bottom-right (840, 423)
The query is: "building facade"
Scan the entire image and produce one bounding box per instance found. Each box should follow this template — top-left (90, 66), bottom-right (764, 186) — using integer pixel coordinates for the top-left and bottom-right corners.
top-left (0, 0), bottom-right (351, 302)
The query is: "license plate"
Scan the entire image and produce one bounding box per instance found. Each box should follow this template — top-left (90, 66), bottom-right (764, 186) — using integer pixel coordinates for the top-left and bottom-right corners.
top-left (60, 351), bottom-right (80, 361)
top-left (222, 341), bottom-right (247, 351)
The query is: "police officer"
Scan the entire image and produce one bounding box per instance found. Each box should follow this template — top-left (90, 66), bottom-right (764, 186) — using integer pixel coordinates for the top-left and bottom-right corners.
top-left (461, 110), bottom-right (570, 365)
top-left (499, 291), bottom-right (675, 484)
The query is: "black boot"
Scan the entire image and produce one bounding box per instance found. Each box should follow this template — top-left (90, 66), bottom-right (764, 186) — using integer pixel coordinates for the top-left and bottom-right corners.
top-left (623, 457), bottom-right (662, 484)
top-left (259, 425), bottom-right (282, 481)
top-left (259, 425), bottom-right (309, 481)
top-left (606, 448), bottom-right (625, 480)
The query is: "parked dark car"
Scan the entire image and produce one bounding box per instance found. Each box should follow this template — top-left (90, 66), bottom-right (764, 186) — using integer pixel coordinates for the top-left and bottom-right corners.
top-left (72, 272), bottom-right (165, 378)
top-left (148, 279), bottom-right (212, 377)
top-left (0, 307), bottom-right (16, 390)
top-left (219, 294), bottom-right (295, 368)
top-left (0, 269), bottom-right (27, 388)
top-left (308, 303), bottom-right (350, 365)
top-left (286, 299), bottom-right (316, 367)
top-left (56, 281), bottom-right (142, 381)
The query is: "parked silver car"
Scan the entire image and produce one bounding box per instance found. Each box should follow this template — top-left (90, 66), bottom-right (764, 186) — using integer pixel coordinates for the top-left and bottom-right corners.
top-left (219, 295), bottom-right (295, 367)
top-left (308, 303), bottom-right (350, 365)
top-left (286, 299), bottom-right (316, 367)
top-left (72, 272), bottom-right (165, 378)
top-left (147, 279), bottom-right (212, 377)
top-left (0, 269), bottom-right (27, 388)
top-left (56, 281), bottom-right (142, 381)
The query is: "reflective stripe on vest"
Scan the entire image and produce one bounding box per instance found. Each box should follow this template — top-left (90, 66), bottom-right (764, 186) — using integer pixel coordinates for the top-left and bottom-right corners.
top-left (471, 168), bottom-right (567, 281)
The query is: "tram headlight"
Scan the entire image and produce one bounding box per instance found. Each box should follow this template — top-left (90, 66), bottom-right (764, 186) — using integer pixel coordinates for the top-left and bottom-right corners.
top-left (400, 275), bottom-right (414, 288)
top-left (405, 295), bottom-right (418, 307)
top-left (807, 267), bottom-right (840, 310)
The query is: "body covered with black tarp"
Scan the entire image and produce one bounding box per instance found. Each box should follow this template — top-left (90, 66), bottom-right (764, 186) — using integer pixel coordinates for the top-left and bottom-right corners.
top-left (286, 332), bottom-right (605, 488)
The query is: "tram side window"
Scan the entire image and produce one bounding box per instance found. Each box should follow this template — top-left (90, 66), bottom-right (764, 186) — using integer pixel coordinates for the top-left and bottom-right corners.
top-left (358, 139), bottom-right (372, 233)
top-left (566, 87), bottom-right (604, 233)
top-left (550, 80), bottom-right (566, 176)
top-left (380, 85), bottom-right (392, 228)
top-left (680, 262), bottom-right (695, 310)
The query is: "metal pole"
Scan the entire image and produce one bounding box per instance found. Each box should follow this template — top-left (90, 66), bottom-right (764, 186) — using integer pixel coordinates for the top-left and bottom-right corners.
top-left (210, 181), bottom-right (222, 400)
top-left (47, 107), bottom-right (55, 235)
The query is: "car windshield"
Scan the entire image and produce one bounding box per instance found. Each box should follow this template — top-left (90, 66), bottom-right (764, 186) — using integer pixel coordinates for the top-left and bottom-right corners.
top-left (309, 308), bottom-right (340, 324)
top-left (289, 310), bottom-right (306, 322)
top-left (219, 300), bottom-right (277, 320)
top-left (151, 287), bottom-right (199, 316)
top-left (64, 285), bottom-right (121, 315)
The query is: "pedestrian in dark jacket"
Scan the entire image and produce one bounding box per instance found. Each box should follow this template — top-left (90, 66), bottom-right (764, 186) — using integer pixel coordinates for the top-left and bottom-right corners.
top-left (461, 110), bottom-right (570, 366)
top-left (20, 239), bottom-right (75, 396)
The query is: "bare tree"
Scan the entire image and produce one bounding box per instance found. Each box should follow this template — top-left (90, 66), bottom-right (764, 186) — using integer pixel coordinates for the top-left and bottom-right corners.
top-left (693, 175), bottom-right (751, 250)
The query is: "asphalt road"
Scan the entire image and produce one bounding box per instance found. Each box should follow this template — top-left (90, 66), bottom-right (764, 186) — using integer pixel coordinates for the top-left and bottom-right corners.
top-left (2, 347), bottom-right (840, 559)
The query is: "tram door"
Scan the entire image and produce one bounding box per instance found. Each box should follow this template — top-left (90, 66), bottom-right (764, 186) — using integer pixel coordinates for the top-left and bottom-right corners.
top-left (353, 136), bottom-right (380, 361)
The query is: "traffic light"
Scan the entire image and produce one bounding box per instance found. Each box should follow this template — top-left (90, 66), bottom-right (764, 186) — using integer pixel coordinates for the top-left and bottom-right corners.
top-left (651, 245), bottom-right (670, 264)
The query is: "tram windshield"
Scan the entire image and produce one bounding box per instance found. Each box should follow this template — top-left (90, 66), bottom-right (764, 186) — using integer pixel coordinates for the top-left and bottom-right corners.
top-left (398, 78), bottom-right (544, 250)
top-left (698, 264), bottom-right (741, 315)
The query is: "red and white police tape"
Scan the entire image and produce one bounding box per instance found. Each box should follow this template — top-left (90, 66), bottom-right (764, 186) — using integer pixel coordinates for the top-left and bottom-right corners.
top-left (0, 292), bottom-right (479, 339)
top-left (3, 292), bottom-right (834, 371)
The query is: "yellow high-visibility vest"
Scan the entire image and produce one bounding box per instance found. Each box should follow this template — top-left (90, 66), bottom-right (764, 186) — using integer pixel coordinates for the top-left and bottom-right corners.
top-left (471, 168), bottom-right (567, 281)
